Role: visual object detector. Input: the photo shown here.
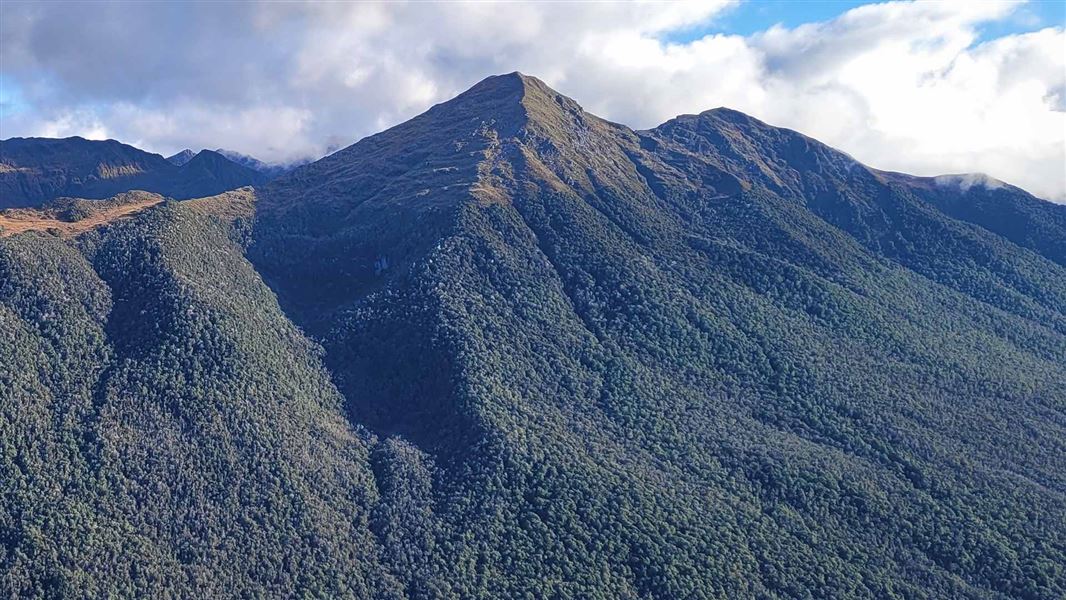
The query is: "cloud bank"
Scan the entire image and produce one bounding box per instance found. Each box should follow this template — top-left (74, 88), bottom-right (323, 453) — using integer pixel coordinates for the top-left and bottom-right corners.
top-left (1, 0), bottom-right (1063, 201)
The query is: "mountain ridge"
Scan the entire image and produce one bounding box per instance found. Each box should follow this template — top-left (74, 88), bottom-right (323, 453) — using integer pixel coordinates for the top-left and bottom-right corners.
top-left (0, 137), bottom-right (265, 208)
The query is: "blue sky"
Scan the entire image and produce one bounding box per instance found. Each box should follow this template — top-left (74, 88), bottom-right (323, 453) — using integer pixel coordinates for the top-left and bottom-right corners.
top-left (672, 0), bottom-right (1065, 40)
top-left (2, 1), bottom-right (1064, 201)
top-left (673, 1), bottom-right (874, 39)
top-left (968, 0), bottom-right (1066, 42)
top-left (0, 76), bottom-right (26, 117)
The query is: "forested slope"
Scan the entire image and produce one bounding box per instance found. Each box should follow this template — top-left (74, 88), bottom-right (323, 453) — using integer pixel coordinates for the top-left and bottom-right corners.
top-left (0, 199), bottom-right (400, 597)
top-left (2, 73), bottom-right (1064, 598)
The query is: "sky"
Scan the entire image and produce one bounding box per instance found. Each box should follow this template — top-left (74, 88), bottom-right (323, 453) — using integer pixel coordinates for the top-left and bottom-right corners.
top-left (1, 0), bottom-right (1064, 202)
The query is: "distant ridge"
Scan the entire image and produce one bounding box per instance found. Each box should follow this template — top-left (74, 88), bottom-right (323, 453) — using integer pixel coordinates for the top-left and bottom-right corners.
top-left (0, 137), bottom-right (266, 208)
top-left (166, 148), bottom-right (196, 166)
top-left (169, 147), bottom-right (300, 178)
top-left (214, 148), bottom-right (304, 179)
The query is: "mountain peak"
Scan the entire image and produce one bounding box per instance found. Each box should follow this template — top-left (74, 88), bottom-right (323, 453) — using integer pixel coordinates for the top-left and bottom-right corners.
top-left (412, 72), bottom-right (585, 140)
top-left (415, 72), bottom-right (552, 135)
top-left (262, 70), bottom-right (645, 222)
top-left (166, 148), bottom-right (197, 166)
top-left (184, 148), bottom-right (229, 165)
top-left (699, 106), bottom-right (764, 125)
top-left (178, 148), bottom-right (266, 184)
top-left (464, 71), bottom-right (552, 97)
top-left (0, 137), bottom-right (265, 207)
top-left (213, 148), bottom-right (299, 179)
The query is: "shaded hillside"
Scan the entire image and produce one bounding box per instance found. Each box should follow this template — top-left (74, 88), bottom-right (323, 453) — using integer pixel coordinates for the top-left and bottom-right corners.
top-left (2, 73), bottom-right (1064, 598)
top-left (0, 137), bottom-right (266, 208)
top-left (165, 150), bottom-right (266, 198)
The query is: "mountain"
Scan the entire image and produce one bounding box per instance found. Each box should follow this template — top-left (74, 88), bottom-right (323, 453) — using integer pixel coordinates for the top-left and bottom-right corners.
top-left (165, 148), bottom-right (196, 166)
top-left (165, 149), bottom-right (268, 198)
top-left (0, 137), bottom-right (174, 208)
top-left (876, 170), bottom-right (1066, 267)
top-left (215, 148), bottom-right (302, 179)
top-left (3, 73), bottom-right (1064, 599)
top-left (0, 137), bottom-right (266, 208)
top-left (172, 147), bottom-right (299, 179)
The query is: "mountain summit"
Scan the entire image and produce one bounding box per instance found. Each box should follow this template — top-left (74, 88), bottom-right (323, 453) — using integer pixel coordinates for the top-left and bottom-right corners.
top-left (4, 73), bottom-right (1065, 598)
top-left (165, 148), bottom-right (196, 166)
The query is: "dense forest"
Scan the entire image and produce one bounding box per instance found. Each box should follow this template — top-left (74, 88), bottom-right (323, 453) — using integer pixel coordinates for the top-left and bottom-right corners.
top-left (2, 73), bottom-right (1064, 598)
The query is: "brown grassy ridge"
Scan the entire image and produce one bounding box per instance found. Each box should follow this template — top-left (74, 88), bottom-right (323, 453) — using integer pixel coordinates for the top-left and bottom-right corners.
top-left (0, 186), bottom-right (256, 238)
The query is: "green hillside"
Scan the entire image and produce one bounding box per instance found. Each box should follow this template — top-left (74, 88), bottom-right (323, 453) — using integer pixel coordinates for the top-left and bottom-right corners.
top-left (0, 201), bottom-right (399, 597)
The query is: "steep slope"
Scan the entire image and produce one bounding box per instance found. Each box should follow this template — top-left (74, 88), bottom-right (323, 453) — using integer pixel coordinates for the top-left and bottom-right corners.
top-left (0, 138), bottom-right (265, 208)
top-left (251, 73), bottom-right (1066, 598)
top-left (0, 196), bottom-right (403, 597)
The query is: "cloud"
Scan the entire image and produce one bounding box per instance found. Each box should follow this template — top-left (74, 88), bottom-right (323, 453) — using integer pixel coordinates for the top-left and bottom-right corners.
top-left (1, 0), bottom-right (1063, 201)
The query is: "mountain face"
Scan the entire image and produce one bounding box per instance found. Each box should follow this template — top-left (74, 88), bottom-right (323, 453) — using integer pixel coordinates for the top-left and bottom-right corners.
top-left (3, 73), bottom-right (1065, 599)
top-left (0, 138), bottom-right (266, 208)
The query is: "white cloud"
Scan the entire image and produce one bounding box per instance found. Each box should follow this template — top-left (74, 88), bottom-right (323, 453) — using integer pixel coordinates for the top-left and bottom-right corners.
top-left (0, 0), bottom-right (1062, 201)
top-left (35, 109), bottom-right (109, 141)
